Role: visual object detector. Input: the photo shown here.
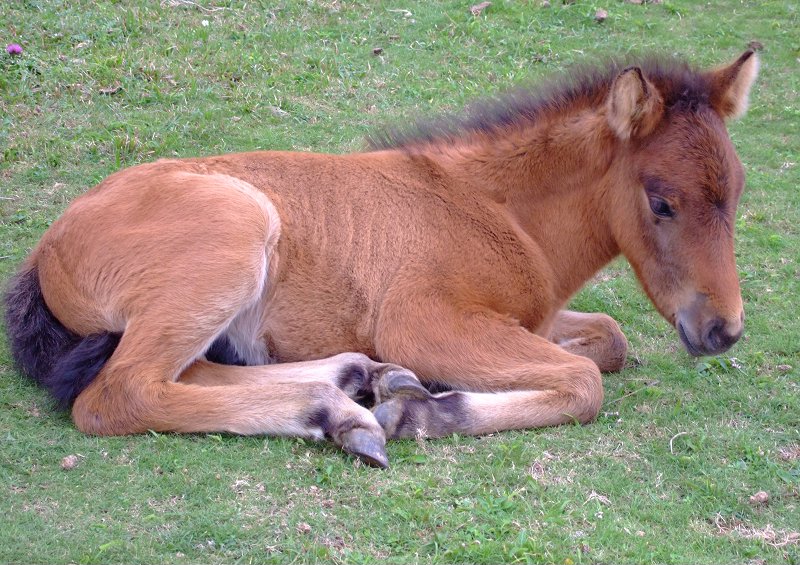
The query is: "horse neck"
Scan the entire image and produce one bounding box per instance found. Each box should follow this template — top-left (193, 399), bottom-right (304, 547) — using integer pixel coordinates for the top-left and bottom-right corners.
top-left (435, 110), bottom-right (622, 304)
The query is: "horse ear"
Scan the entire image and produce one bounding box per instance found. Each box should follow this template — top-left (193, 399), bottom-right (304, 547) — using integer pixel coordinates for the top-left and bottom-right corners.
top-left (606, 66), bottom-right (664, 141)
top-left (705, 50), bottom-right (759, 120)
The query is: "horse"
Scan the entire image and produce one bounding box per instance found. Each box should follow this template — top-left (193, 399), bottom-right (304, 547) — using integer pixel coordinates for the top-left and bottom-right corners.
top-left (4, 50), bottom-right (758, 468)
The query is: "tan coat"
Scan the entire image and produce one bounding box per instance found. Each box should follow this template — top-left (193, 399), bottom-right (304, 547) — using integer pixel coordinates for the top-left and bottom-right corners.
top-left (4, 51), bottom-right (758, 467)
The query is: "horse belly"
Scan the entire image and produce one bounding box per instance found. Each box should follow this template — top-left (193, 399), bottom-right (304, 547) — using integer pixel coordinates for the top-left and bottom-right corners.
top-left (259, 278), bottom-right (377, 363)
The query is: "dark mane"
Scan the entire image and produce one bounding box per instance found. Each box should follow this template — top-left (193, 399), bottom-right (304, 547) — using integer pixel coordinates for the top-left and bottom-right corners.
top-left (367, 54), bottom-right (713, 151)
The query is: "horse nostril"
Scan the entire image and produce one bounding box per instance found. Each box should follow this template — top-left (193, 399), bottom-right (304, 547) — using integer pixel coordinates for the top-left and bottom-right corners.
top-left (704, 320), bottom-right (723, 351)
top-left (703, 318), bottom-right (742, 354)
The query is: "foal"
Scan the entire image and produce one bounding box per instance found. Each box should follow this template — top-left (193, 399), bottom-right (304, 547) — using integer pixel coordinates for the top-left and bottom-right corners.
top-left (5, 51), bottom-right (758, 467)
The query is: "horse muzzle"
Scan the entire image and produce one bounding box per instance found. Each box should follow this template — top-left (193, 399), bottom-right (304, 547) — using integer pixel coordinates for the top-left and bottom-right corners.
top-left (676, 296), bottom-right (744, 357)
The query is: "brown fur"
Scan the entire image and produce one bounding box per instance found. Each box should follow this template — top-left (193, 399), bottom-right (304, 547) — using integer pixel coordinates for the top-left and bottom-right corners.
top-left (6, 51), bottom-right (758, 466)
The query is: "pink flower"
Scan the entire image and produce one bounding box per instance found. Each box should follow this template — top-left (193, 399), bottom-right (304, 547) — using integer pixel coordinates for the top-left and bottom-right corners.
top-left (6, 43), bottom-right (23, 55)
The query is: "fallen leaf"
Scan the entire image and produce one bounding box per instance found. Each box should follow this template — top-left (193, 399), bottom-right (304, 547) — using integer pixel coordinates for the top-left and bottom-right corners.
top-left (749, 491), bottom-right (769, 505)
top-left (470, 1), bottom-right (491, 16)
top-left (267, 106), bottom-right (290, 118)
top-left (584, 490), bottom-right (611, 505)
top-left (372, 47), bottom-right (384, 55)
top-left (98, 83), bottom-right (122, 95)
top-left (61, 454), bottom-right (80, 470)
top-left (296, 522), bottom-right (312, 534)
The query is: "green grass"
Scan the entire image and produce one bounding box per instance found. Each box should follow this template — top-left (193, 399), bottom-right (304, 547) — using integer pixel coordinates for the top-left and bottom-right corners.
top-left (1, 1), bottom-right (799, 563)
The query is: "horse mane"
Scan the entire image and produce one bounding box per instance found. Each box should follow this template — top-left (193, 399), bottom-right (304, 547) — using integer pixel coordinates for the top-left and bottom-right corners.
top-left (367, 54), bottom-right (712, 151)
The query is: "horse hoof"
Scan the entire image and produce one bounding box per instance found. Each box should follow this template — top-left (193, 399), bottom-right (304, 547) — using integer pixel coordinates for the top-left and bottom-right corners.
top-left (340, 427), bottom-right (390, 469)
top-left (373, 397), bottom-right (416, 440)
top-left (374, 368), bottom-right (431, 404)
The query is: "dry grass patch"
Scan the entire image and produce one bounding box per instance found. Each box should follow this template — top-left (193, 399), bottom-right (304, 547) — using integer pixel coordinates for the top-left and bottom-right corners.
top-left (709, 514), bottom-right (800, 549)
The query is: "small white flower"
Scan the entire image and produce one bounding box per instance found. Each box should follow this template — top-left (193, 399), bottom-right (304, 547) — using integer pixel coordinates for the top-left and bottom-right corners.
top-left (201, 19), bottom-right (209, 27)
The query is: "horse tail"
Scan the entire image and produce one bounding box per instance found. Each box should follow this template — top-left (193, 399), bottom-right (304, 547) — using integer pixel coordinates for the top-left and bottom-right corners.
top-left (4, 263), bottom-right (121, 408)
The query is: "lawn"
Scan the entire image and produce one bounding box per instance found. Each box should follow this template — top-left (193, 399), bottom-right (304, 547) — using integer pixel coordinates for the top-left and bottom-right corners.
top-left (1, 1), bottom-right (798, 563)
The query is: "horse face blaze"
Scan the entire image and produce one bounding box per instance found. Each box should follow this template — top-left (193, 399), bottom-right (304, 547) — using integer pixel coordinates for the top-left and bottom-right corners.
top-left (625, 111), bottom-right (745, 356)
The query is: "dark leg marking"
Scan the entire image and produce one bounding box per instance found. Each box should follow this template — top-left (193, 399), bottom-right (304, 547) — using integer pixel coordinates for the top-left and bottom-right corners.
top-left (307, 407), bottom-right (332, 437)
top-left (373, 388), bottom-right (468, 439)
top-left (335, 363), bottom-right (374, 405)
top-left (333, 357), bottom-right (430, 408)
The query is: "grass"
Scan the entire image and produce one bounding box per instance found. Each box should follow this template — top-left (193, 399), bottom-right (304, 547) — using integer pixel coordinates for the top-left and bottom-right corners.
top-left (1, 0), bottom-right (799, 563)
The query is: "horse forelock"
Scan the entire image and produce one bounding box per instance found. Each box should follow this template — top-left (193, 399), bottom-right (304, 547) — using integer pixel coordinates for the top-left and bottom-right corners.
top-left (367, 55), bottom-right (718, 151)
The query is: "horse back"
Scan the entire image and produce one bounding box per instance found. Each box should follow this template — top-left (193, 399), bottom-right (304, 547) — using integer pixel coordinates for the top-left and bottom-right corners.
top-left (27, 150), bottom-right (553, 361)
top-left (191, 150), bottom-right (556, 355)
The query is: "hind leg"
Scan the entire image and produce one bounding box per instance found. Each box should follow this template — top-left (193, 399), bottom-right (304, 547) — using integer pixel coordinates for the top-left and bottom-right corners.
top-left (75, 356), bottom-right (391, 467)
top-left (70, 261), bottom-right (395, 465)
top-left (49, 171), bottom-right (388, 465)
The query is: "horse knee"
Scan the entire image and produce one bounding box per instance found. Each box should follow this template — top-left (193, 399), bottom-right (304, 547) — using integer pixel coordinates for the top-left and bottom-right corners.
top-left (595, 314), bottom-right (628, 372)
top-left (558, 314), bottom-right (628, 373)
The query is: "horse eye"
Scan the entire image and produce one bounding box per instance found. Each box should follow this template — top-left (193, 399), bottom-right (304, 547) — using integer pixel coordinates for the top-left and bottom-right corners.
top-left (649, 196), bottom-right (674, 218)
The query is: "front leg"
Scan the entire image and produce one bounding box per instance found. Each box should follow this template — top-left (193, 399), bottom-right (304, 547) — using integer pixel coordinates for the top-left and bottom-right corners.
top-left (547, 310), bottom-right (628, 372)
top-left (373, 295), bottom-right (604, 439)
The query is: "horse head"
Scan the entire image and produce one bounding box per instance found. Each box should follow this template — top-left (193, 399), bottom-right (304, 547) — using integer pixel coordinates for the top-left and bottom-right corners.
top-left (606, 51), bottom-right (758, 356)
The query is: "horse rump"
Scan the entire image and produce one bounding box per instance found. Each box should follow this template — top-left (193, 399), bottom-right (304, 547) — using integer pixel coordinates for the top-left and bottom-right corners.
top-left (3, 264), bottom-right (121, 408)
